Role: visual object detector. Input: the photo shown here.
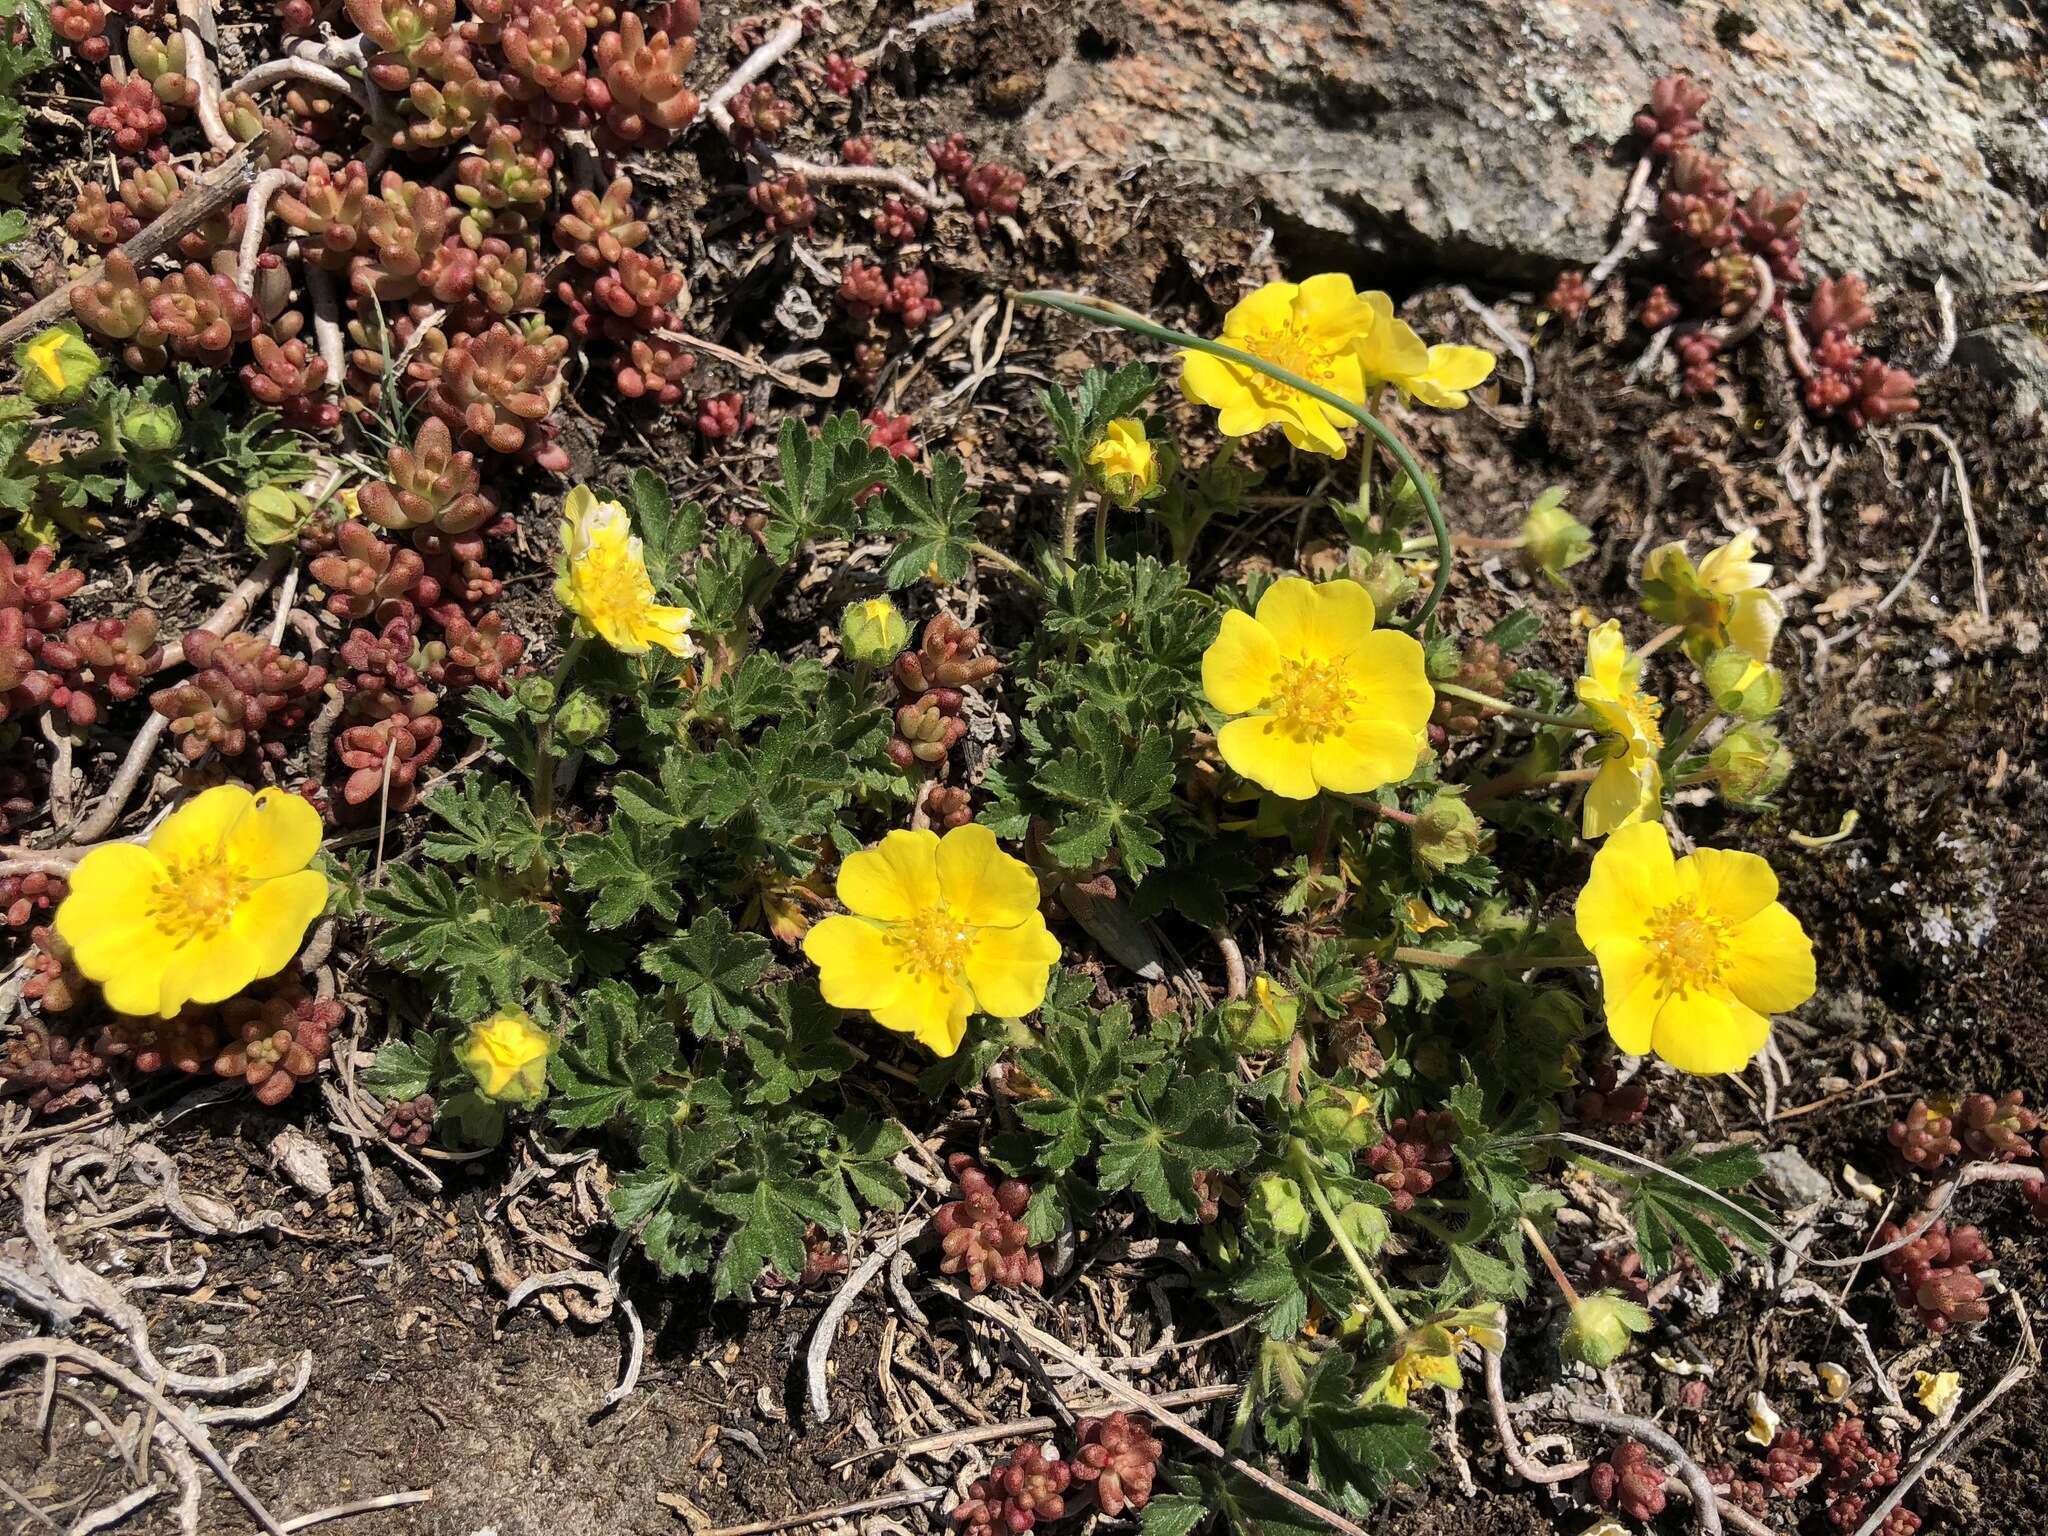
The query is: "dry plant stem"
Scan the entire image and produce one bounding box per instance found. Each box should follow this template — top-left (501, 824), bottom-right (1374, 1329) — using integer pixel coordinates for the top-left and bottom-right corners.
top-left (852, 0), bottom-right (975, 65)
top-left (807, 1217), bottom-right (930, 1422)
top-left (68, 1484), bottom-right (160, 1535)
top-left (1710, 258), bottom-right (1775, 347)
top-left (305, 265), bottom-right (346, 385)
top-left (953, 1285), bottom-right (1375, 1536)
top-left (1209, 924), bottom-right (1247, 999)
top-left (1847, 1354), bottom-right (2033, 1536)
top-left (57, 547), bottom-right (292, 847)
top-left (701, 15), bottom-right (805, 131)
top-left (0, 145), bottom-right (259, 348)
top-left (1519, 1218), bottom-right (1582, 1307)
top-left (1547, 1398), bottom-right (1723, 1536)
top-left (237, 170), bottom-right (305, 296)
top-left (1483, 1347), bottom-right (1586, 1484)
top-left (278, 1490), bottom-right (433, 1532)
top-left (1806, 1162), bottom-right (2042, 1269)
top-left (1588, 151), bottom-right (1658, 287)
top-left (652, 327), bottom-right (837, 397)
top-left (767, 156), bottom-right (956, 209)
top-left (174, 0), bottom-right (237, 152)
top-left (0, 1340), bottom-right (288, 1536)
top-left (700, 1487), bottom-right (946, 1536)
top-left (227, 57), bottom-right (363, 104)
top-left (1893, 422), bottom-right (1989, 621)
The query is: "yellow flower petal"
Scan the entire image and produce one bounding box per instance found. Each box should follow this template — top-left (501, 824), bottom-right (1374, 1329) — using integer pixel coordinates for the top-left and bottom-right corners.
top-left (1592, 939), bottom-right (1663, 1056)
top-left (1222, 280), bottom-right (1300, 336)
top-left (1422, 344), bottom-right (1497, 393)
top-left (1678, 846), bottom-right (1778, 926)
top-left (1309, 720), bottom-right (1420, 794)
top-left (151, 930), bottom-right (256, 1016)
top-left (934, 823), bottom-right (1042, 927)
top-left (1650, 988), bottom-right (1771, 1075)
top-left (1356, 292), bottom-right (1429, 380)
top-left (1254, 577), bottom-right (1374, 661)
top-left (55, 843), bottom-right (178, 1011)
top-left (1217, 716), bottom-right (1319, 800)
top-left (1729, 588), bottom-right (1783, 659)
top-left (1203, 609), bottom-right (1284, 714)
top-left (1575, 822), bottom-right (1680, 948)
top-left (1341, 629), bottom-right (1433, 730)
top-left (148, 784), bottom-right (255, 867)
top-left (871, 972), bottom-right (973, 1057)
top-left (964, 919), bottom-right (1062, 1018)
top-left (836, 829), bottom-right (941, 921)
top-left (224, 786), bottom-right (325, 879)
top-left (803, 915), bottom-right (911, 1014)
top-left (223, 868), bottom-right (329, 981)
top-left (1583, 756), bottom-right (1660, 840)
top-left (1719, 902), bottom-right (1816, 1016)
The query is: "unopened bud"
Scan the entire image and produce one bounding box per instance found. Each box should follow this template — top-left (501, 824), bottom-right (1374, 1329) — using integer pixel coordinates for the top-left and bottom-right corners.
top-left (1519, 486), bottom-right (1593, 586)
top-left (1412, 793), bottom-right (1483, 871)
top-left (119, 402), bottom-right (182, 454)
top-left (1221, 974), bottom-right (1300, 1051)
top-left (1249, 1175), bottom-right (1310, 1244)
top-left (1354, 550), bottom-right (1419, 617)
top-left (554, 688), bottom-right (608, 746)
top-left (840, 596), bottom-right (910, 666)
top-left (515, 675), bottom-right (558, 714)
top-left (1304, 1085), bottom-right (1376, 1149)
top-left (16, 323), bottom-right (102, 404)
top-left (241, 484), bottom-right (311, 548)
top-left (1560, 1290), bottom-right (1652, 1368)
top-left (1707, 723), bottom-right (1791, 806)
top-left (1702, 647), bottom-right (1783, 721)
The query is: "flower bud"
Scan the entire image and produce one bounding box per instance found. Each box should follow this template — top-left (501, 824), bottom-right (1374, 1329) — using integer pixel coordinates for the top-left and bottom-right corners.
top-left (15, 323), bottom-right (102, 404)
top-left (515, 675), bottom-right (558, 714)
top-left (241, 484), bottom-right (311, 547)
top-left (1221, 974), bottom-right (1300, 1051)
top-left (1519, 486), bottom-right (1593, 586)
top-left (1702, 647), bottom-right (1783, 721)
top-left (1087, 417), bottom-right (1160, 507)
top-left (1335, 1199), bottom-right (1389, 1256)
top-left (553, 688), bottom-right (609, 746)
top-left (119, 402), bottom-right (183, 454)
top-left (1707, 723), bottom-right (1791, 806)
top-left (1411, 793), bottom-right (1483, 871)
top-left (1353, 550), bottom-right (1418, 617)
top-left (840, 596), bottom-right (911, 666)
top-left (454, 1007), bottom-right (552, 1106)
top-left (1303, 1085), bottom-right (1376, 1149)
top-left (1248, 1175), bottom-right (1310, 1244)
top-left (1560, 1290), bottom-right (1652, 1368)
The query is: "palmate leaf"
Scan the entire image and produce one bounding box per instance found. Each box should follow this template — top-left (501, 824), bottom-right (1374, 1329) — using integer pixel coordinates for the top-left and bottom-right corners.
top-left (1040, 362), bottom-right (1158, 475)
top-left (1011, 994), bottom-right (1161, 1173)
top-left (1036, 715), bottom-right (1177, 880)
top-left (367, 867), bottom-right (572, 1017)
top-left (1261, 1355), bottom-right (1436, 1515)
top-left (814, 1112), bottom-right (910, 1225)
top-left (642, 910), bottom-right (775, 1040)
top-left (421, 777), bottom-right (547, 871)
top-left (1098, 1073), bottom-right (1257, 1222)
top-left (876, 452), bottom-right (978, 588)
top-left (704, 1115), bottom-right (846, 1299)
top-left (736, 981), bottom-right (856, 1105)
top-left (564, 818), bottom-right (685, 929)
top-left (760, 411), bottom-right (894, 561)
top-left (610, 1106), bottom-right (742, 1279)
top-left (362, 1035), bottom-right (436, 1102)
top-left (1573, 1142), bottom-right (1776, 1279)
top-left (548, 980), bottom-right (683, 1133)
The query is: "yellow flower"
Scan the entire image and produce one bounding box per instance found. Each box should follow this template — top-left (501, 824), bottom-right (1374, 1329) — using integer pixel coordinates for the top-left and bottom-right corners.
top-left (1178, 275), bottom-right (1377, 458)
top-left (802, 825), bottom-right (1060, 1057)
top-left (1087, 417), bottom-right (1159, 503)
top-left (1200, 577), bottom-right (1433, 800)
top-left (1354, 292), bottom-right (1496, 409)
top-left (455, 1007), bottom-right (552, 1104)
top-left (17, 323), bottom-right (103, 404)
top-left (1576, 620), bottom-right (1664, 840)
top-left (1641, 530), bottom-right (1783, 661)
top-left (1912, 1369), bottom-right (1961, 1419)
top-left (54, 785), bottom-right (328, 1019)
top-left (840, 596), bottom-right (910, 665)
top-left (1364, 1308), bottom-right (1504, 1407)
top-left (1575, 822), bottom-right (1816, 1074)
top-left (556, 485), bottom-right (698, 657)
top-left (1744, 1392), bottom-right (1782, 1446)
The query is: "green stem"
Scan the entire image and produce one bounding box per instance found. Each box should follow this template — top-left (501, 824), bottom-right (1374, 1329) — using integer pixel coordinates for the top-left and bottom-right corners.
top-left (968, 540), bottom-right (1046, 597)
top-left (1465, 765), bottom-right (1599, 803)
top-left (1665, 708), bottom-right (1721, 763)
top-left (1435, 682), bottom-right (1590, 729)
top-left (173, 461), bottom-right (238, 501)
top-left (1015, 289), bottom-right (1453, 631)
top-left (1519, 1216), bottom-right (1583, 1308)
top-left (1289, 1141), bottom-right (1408, 1334)
top-left (533, 635), bottom-right (587, 826)
top-left (1056, 478), bottom-right (1084, 564)
top-left (1092, 495), bottom-right (1109, 567)
top-left (1393, 946), bottom-right (1595, 974)
top-left (1634, 622), bottom-right (1686, 661)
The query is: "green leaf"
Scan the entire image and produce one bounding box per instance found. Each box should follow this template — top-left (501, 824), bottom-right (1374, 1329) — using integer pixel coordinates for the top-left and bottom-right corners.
top-left (1012, 995), bottom-right (1162, 1173)
top-left (625, 468), bottom-right (701, 593)
top-left (705, 1125), bottom-right (848, 1299)
top-left (363, 1036), bottom-right (436, 1102)
top-left (548, 980), bottom-right (684, 1133)
top-left (367, 868), bottom-right (573, 1017)
top-left (760, 412), bottom-right (894, 561)
top-left (816, 1113), bottom-right (910, 1224)
top-left (1484, 608), bottom-right (1544, 653)
top-left (1036, 715), bottom-right (1177, 880)
top-left (643, 910), bottom-right (775, 1040)
top-left (1140, 1493), bottom-right (1209, 1536)
top-left (738, 981), bottom-right (856, 1106)
top-left (1576, 1143), bottom-right (1776, 1279)
top-left (421, 777), bottom-right (546, 871)
top-left (1098, 1073), bottom-right (1256, 1223)
top-left (1265, 1355), bottom-right (1436, 1514)
top-left (565, 819), bottom-right (685, 929)
top-left (876, 452), bottom-right (978, 588)
top-left (1040, 362), bottom-right (1158, 474)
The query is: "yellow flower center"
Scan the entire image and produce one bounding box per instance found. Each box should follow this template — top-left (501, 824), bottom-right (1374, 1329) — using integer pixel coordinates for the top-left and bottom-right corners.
top-left (575, 545), bottom-right (654, 632)
top-left (1620, 689), bottom-right (1665, 751)
top-left (1266, 657), bottom-right (1356, 741)
top-left (1242, 323), bottom-right (1339, 395)
top-left (28, 335), bottom-right (69, 389)
top-left (1643, 897), bottom-right (1728, 993)
top-left (148, 854), bottom-right (252, 945)
top-left (892, 905), bottom-right (974, 978)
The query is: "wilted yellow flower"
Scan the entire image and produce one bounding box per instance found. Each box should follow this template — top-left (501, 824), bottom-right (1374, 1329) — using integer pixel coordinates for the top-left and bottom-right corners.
top-left (1364, 1308), bottom-right (1505, 1407)
top-left (1179, 275), bottom-right (1376, 457)
top-left (1744, 1392), bottom-right (1782, 1446)
top-left (556, 485), bottom-right (698, 657)
top-left (455, 1007), bottom-right (551, 1104)
top-left (55, 785), bottom-right (327, 1018)
top-left (803, 825), bottom-right (1060, 1057)
top-left (1520, 486), bottom-right (1594, 586)
top-left (1200, 577), bottom-right (1433, 800)
top-left (17, 323), bottom-right (103, 404)
top-left (1912, 1369), bottom-right (1961, 1419)
top-left (1816, 1362), bottom-right (1852, 1401)
top-left (1087, 417), bottom-right (1159, 503)
top-left (1576, 620), bottom-right (1664, 839)
top-left (1641, 530), bottom-right (1783, 660)
top-left (1575, 822), bottom-right (1815, 1074)
top-left (1355, 292), bottom-right (1496, 409)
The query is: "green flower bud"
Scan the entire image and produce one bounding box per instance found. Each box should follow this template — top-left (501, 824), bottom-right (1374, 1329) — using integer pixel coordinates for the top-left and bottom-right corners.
top-left (1303, 1086), bottom-right (1376, 1149)
top-left (453, 1007), bottom-right (552, 1106)
top-left (1249, 1175), bottom-right (1311, 1244)
top-left (1560, 1290), bottom-right (1653, 1368)
top-left (1221, 974), bottom-right (1300, 1051)
top-left (553, 688), bottom-right (608, 746)
top-left (118, 402), bottom-right (183, 454)
top-left (241, 484), bottom-right (311, 547)
top-left (1518, 486), bottom-right (1593, 586)
top-left (840, 596), bottom-right (911, 666)
top-left (15, 323), bottom-right (102, 405)
top-left (1702, 647), bottom-right (1784, 721)
top-left (1353, 550), bottom-right (1419, 618)
top-left (1411, 793), bottom-right (1483, 871)
top-left (515, 675), bottom-right (558, 714)
top-left (1708, 723), bottom-right (1792, 807)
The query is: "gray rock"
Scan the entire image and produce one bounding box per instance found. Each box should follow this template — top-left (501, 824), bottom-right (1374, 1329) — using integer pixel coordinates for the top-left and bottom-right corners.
top-left (1954, 323), bottom-right (2048, 422)
top-left (1761, 1146), bottom-right (1834, 1210)
top-left (1023, 0), bottom-right (2045, 293)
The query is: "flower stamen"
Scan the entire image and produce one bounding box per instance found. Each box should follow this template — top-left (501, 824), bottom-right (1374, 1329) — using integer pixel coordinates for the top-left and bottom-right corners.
top-left (1266, 656), bottom-right (1356, 742)
top-left (1643, 897), bottom-right (1728, 994)
top-left (891, 904), bottom-right (974, 979)
top-left (146, 854), bottom-right (252, 945)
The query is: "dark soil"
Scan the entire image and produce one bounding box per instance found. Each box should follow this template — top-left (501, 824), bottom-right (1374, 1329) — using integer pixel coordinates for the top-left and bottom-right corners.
top-left (7, 1), bottom-right (2048, 1533)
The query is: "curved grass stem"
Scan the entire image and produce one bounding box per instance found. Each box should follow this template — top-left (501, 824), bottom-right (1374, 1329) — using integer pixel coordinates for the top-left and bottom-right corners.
top-left (1014, 289), bottom-right (1454, 630)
